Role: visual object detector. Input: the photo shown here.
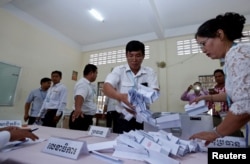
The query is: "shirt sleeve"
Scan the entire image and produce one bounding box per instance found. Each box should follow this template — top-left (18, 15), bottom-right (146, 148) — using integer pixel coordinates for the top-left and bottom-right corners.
top-left (147, 69), bottom-right (159, 90)
top-left (56, 85), bottom-right (68, 116)
top-left (180, 91), bottom-right (189, 101)
top-left (104, 68), bottom-right (120, 88)
top-left (227, 47), bottom-right (250, 115)
top-left (25, 90), bottom-right (35, 103)
top-left (0, 131), bottom-right (10, 149)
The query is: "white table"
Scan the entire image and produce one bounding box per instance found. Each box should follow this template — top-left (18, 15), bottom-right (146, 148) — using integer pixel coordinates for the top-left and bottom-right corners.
top-left (0, 125), bottom-right (207, 164)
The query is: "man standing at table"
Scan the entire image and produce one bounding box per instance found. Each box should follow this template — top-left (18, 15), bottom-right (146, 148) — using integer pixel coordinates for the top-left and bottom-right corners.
top-left (103, 40), bottom-right (159, 134)
top-left (69, 64), bottom-right (98, 131)
top-left (24, 77), bottom-right (51, 125)
top-left (37, 70), bottom-right (68, 127)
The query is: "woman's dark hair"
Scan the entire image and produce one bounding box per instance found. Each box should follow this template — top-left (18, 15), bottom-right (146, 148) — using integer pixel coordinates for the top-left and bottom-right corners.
top-left (195, 12), bottom-right (246, 41)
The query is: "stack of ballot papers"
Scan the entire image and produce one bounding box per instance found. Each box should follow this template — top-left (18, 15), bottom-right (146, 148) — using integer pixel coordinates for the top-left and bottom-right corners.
top-left (184, 100), bottom-right (208, 116)
top-left (87, 129), bottom-right (247, 164)
top-left (0, 138), bottom-right (46, 152)
top-left (146, 113), bottom-right (181, 129)
top-left (120, 84), bottom-right (160, 122)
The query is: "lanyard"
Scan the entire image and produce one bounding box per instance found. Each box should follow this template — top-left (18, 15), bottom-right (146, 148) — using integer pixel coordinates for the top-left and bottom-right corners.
top-left (40, 90), bottom-right (46, 100)
top-left (126, 71), bottom-right (138, 89)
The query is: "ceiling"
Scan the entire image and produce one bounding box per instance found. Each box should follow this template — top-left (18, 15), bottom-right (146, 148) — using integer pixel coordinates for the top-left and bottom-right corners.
top-left (1, 0), bottom-right (250, 52)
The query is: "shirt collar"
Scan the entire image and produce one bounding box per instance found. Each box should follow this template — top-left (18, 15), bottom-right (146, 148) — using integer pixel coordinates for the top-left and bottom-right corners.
top-left (125, 64), bottom-right (147, 76)
top-left (83, 77), bottom-right (91, 84)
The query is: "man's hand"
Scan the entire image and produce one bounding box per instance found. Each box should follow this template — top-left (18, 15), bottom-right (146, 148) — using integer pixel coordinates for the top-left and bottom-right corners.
top-left (53, 115), bottom-right (61, 124)
top-left (118, 93), bottom-right (134, 110)
top-left (24, 114), bottom-right (29, 122)
top-left (10, 129), bottom-right (39, 142)
top-left (71, 110), bottom-right (84, 122)
top-left (187, 85), bottom-right (193, 92)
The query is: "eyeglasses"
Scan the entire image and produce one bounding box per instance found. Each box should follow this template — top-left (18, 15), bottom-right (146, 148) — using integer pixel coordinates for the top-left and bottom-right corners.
top-left (197, 38), bottom-right (210, 49)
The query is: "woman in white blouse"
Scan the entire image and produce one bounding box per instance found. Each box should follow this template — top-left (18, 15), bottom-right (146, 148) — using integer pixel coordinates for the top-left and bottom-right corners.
top-left (189, 12), bottom-right (250, 145)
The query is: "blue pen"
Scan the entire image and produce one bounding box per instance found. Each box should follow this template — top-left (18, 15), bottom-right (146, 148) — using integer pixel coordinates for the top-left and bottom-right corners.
top-left (29, 128), bottom-right (39, 132)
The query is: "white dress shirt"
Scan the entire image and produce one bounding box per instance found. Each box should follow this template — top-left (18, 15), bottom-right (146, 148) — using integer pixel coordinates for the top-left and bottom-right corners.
top-left (38, 82), bottom-right (67, 117)
top-left (104, 64), bottom-right (159, 113)
top-left (0, 131), bottom-right (10, 149)
top-left (73, 78), bottom-right (97, 115)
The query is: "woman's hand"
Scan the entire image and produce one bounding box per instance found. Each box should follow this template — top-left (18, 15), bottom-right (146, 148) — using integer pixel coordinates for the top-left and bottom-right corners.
top-left (189, 131), bottom-right (218, 146)
top-left (189, 95), bottom-right (204, 104)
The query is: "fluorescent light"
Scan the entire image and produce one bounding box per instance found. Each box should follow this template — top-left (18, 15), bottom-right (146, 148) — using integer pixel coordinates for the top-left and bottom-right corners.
top-left (89, 9), bottom-right (104, 22)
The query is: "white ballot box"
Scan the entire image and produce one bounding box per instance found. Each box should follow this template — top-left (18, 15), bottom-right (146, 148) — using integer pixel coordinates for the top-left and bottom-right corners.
top-left (144, 113), bottom-right (214, 140)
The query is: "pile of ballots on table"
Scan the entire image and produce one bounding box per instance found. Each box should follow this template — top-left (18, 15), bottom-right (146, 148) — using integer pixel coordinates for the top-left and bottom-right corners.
top-left (112, 130), bottom-right (246, 164)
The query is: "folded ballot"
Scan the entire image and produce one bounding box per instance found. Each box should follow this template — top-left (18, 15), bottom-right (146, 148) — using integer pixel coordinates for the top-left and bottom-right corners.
top-left (184, 100), bottom-right (208, 116)
top-left (146, 113), bottom-right (181, 129)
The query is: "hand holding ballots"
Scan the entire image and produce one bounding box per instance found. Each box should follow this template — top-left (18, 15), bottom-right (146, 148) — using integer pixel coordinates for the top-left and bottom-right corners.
top-left (184, 100), bottom-right (208, 116)
top-left (120, 84), bottom-right (160, 122)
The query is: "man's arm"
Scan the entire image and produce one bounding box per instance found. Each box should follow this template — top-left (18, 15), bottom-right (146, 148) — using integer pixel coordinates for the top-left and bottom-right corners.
top-left (103, 83), bottom-right (133, 109)
top-left (24, 103), bottom-right (31, 121)
top-left (56, 86), bottom-right (68, 116)
top-left (71, 95), bottom-right (84, 122)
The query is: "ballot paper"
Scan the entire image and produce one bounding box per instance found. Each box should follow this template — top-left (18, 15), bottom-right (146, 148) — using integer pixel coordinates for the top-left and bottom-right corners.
top-left (87, 140), bottom-right (116, 151)
top-left (208, 136), bottom-right (246, 148)
top-left (144, 113), bottom-right (181, 131)
top-left (0, 138), bottom-right (46, 152)
top-left (184, 100), bottom-right (208, 116)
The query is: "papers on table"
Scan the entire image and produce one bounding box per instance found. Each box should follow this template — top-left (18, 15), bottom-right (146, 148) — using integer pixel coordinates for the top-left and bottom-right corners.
top-left (208, 136), bottom-right (246, 148)
top-left (184, 100), bottom-right (208, 116)
top-left (147, 113), bottom-right (181, 129)
top-left (14, 128), bottom-right (243, 164)
top-left (0, 120), bottom-right (22, 128)
top-left (0, 138), bottom-right (46, 152)
top-left (110, 129), bottom-right (205, 164)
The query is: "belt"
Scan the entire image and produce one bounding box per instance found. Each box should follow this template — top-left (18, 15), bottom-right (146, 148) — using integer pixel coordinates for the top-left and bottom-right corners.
top-left (46, 109), bottom-right (57, 112)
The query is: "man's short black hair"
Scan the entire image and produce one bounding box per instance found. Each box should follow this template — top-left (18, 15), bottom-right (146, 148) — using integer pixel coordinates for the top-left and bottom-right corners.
top-left (40, 77), bottom-right (51, 85)
top-left (213, 69), bottom-right (224, 76)
top-left (51, 70), bottom-right (62, 77)
top-left (125, 40), bottom-right (145, 55)
top-left (83, 64), bottom-right (97, 76)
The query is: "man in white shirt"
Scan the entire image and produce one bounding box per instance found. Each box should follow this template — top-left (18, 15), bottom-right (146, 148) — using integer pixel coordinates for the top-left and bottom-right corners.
top-left (69, 64), bottom-right (98, 131)
top-left (103, 40), bottom-right (159, 134)
top-left (37, 71), bottom-right (68, 127)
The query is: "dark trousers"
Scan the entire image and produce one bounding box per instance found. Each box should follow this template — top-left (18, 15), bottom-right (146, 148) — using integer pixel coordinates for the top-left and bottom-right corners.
top-left (69, 110), bottom-right (93, 131)
top-left (106, 111), bottom-right (119, 133)
top-left (28, 116), bottom-right (36, 125)
top-left (42, 109), bottom-right (62, 127)
top-left (115, 114), bottom-right (143, 134)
